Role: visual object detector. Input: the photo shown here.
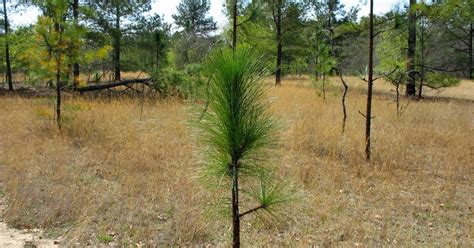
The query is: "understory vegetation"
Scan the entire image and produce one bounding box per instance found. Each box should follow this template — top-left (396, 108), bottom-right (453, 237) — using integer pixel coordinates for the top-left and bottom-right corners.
top-left (0, 0), bottom-right (473, 246)
top-left (0, 78), bottom-right (472, 246)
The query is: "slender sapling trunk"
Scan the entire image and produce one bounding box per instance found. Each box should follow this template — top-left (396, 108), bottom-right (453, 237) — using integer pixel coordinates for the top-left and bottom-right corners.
top-left (418, 21), bottom-right (425, 99)
top-left (365, 0), bottom-right (374, 161)
top-left (72, 0), bottom-right (80, 86)
top-left (339, 71), bottom-right (348, 133)
top-left (113, 5), bottom-right (121, 81)
top-left (3, 0), bottom-right (13, 91)
top-left (56, 53), bottom-right (62, 130)
top-left (406, 0), bottom-right (417, 97)
top-left (275, 0), bottom-right (282, 86)
top-left (232, 0), bottom-right (237, 50)
top-left (396, 83), bottom-right (401, 117)
top-left (231, 159), bottom-right (240, 247)
top-left (469, 23), bottom-right (473, 79)
top-left (322, 73), bottom-right (326, 100)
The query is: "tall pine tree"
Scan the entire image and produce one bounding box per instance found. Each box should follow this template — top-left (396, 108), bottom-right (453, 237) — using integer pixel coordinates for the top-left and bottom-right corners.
top-left (85, 0), bottom-right (151, 80)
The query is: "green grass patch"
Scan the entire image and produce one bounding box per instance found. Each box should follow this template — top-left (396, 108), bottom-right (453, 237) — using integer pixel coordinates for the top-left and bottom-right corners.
top-left (96, 234), bottom-right (113, 243)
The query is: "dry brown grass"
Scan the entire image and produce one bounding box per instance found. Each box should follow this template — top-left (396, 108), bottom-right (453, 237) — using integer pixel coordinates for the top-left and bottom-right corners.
top-left (0, 77), bottom-right (472, 246)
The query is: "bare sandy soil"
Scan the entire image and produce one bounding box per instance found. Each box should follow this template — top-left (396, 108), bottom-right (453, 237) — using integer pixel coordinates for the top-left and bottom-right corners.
top-left (0, 193), bottom-right (59, 247)
top-left (0, 223), bottom-right (58, 248)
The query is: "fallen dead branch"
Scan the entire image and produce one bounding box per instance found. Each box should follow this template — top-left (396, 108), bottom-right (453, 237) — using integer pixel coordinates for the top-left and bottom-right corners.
top-left (68, 78), bottom-right (153, 93)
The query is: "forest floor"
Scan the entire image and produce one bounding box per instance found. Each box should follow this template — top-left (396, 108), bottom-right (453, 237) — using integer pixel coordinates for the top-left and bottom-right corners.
top-left (0, 76), bottom-right (472, 246)
top-left (0, 187), bottom-right (59, 247)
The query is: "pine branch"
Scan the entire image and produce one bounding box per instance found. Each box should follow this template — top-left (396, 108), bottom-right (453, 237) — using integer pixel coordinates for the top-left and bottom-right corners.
top-left (239, 205), bottom-right (265, 218)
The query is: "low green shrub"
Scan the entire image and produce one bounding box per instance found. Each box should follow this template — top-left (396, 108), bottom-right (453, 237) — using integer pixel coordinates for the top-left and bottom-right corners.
top-left (150, 64), bottom-right (206, 98)
top-left (425, 73), bottom-right (461, 88)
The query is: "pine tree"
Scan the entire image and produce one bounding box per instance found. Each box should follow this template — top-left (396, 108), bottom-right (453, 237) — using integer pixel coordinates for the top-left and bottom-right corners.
top-left (27, 0), bottom-right (110, 129)
top-left (85, 0), bottom-right (151, 80)
top-left (259, 0), bottom-right (305, 85)
top-left (33, 0), bottom-right (79, 129)
top-left (172, 0), bottom-right (216, 66)
top-left (198, 48), bottom-right (290, 247)
top-left (173, 0), bottom-right (216, 36)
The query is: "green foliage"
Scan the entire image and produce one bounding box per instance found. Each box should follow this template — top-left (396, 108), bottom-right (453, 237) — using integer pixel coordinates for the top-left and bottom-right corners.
top-left (172, 0), bottom-right (216, 35)
top-left (22, 0), bottom-right (110, 86)
top-left (171, 0), bottom-right (217, 68)
top-left (122, 15), bottom-right (169, 71)
top-left (150, 64), bottom-right (205, 98)
top-left (247, 176), bottom-right (292, 214)
top-left (83, 0), bottom-right (152, 77)
top-left (1, 25), bottom-right (35, 77)
top-left (28, 0), bottom-right (80, 86)
top-left (314, 42), bottom-right (336, 76)
top-left (425, 73), bottom-right (461, 88)
top-left (172, 33), bottom-right (217, 68)
top-left (289, 57), bottom-right (308, 77)
top-left (375, 15), bottom-right (406, 86)
top-left (85, 0), bottom-right (152, 32)
top-left (200, 48), bottom-right (274, 177)
top-left (96, 234), bottom-right (113, 243)
top-left (236, 15), bottom-right (274, 57)
top-left (198, 47), bottom-right (289, 219)
top-left (236, 0), bottom-right (308, 76)
top-left (432, 0), bottom-right (473, 24)
top-left (429, 0), bottom-right (473, 78)
top-left (376, 28), bottom-right (406, 75)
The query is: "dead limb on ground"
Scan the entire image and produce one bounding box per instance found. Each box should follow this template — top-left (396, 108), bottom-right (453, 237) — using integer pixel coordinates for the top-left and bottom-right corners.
top-left (65, 78), bottom-right (155, 94)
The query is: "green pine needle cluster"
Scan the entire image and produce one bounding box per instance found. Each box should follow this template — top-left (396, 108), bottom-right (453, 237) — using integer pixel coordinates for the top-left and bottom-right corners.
top-left (197, 47), bottom-right (290, 217)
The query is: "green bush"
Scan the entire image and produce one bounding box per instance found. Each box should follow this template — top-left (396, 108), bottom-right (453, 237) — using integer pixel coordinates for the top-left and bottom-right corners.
top-left (150, 64), bottom-right (206, 98)
top-left (425, 73), bottom-right (461, 88)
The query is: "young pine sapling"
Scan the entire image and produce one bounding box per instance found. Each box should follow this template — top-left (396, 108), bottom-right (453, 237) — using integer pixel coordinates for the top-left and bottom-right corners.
top-left (28, 0), bottom-right (110, 129)
top-left (198, 48), bottom-right (290, 247)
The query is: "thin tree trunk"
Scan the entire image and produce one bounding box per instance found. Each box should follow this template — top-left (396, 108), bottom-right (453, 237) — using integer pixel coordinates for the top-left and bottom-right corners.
top-left (330, 4), bottom-right (349, 132)
top-left (469, 23), bottom-right (473, 79)
top-left (338, 71), bottom-right (348, 133)
top-left (72, 0), bottom-right (80, 86)
top-left (53, 14), bottom-right (64, 130)
top-left (231, 160), bottom-right (240, 248)
top-left (231, 6), bottom-right (241, 244)
top-left (365, 0), bottom-right (374, 161)
top-left (183, 38), bottom-right (190, 65)
top-left (155, 33), bottom-right (160, 66)
top-left (406, 0), bottom-right (417, 97)
top-left (56, 49), bottom-right (62, 130)
top-left (113, 5), bottom-right (121, 81)
top-left (322, 73), bottom-right (326, 100)
top-left (315, 57), bottom-right (319, 79)
top-left (56, 69), bottom-right (62, 130)
top-left (396, 83), bottom-right (401, 117)
top-left (3, 0), bottom-right (13, 91)
top-left (275, 0), bottom-right (282, 86)
top-left (418, 21), bottom-right (425, 99)
top-left (232, 0), bottom-right (237, 50)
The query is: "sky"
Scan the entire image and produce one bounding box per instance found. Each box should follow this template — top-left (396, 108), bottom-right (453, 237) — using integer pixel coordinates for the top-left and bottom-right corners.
top-left (9, 0), bottom-right (403, 29)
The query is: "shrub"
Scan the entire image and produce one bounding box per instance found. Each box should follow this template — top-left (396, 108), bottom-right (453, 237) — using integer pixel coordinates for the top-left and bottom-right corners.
top-left (425, 73), bottom-right (461, 88)
top-left (150, 64), bottom-right (206, 98)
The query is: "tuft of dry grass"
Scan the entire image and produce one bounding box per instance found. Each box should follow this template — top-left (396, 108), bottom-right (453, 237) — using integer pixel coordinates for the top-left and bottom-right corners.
top-left (0, 77), bottom-right (472, 246)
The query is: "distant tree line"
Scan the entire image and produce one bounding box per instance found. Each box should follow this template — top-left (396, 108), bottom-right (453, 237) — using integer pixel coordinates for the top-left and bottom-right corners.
top-left (0, 0), bottom-right (471, 96)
